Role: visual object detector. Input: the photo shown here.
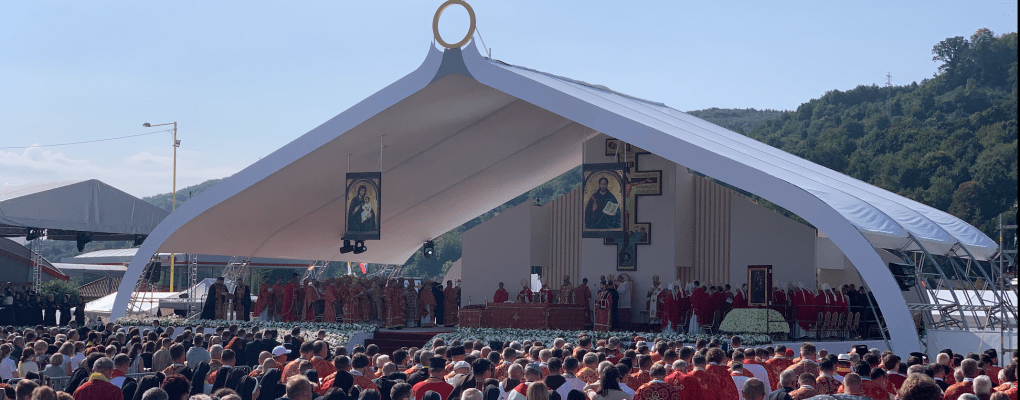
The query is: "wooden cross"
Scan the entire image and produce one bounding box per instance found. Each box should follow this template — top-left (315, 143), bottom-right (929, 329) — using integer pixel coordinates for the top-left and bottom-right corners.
top-left (604, 139), bottom-right (662, 271)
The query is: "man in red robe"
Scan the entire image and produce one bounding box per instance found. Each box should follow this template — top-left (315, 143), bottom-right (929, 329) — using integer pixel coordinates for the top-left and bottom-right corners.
top-left (73, 357), bottom-right (123, 400)
top-left (771, 284), bottom-right (788, 322)
top-left (593, 281), bottom-right (613, 331)
top-left (690, 283), bottom-right (709, 328)
top-left (280, 275), bottom-right (299, 322)
top-left (706, 349), bottom-right (739, 400)
top-left (322, 279), bottom-right (338, 323)
top-left (385, 278), bottom-right (404, 328)
top-left (733, 283), bottom-right (748, 309)
top-left (253, 276), bottom-right (272, 320)
top-left (444, 280), bottom-right (459, 326)
top-left (337, 277), bottom-right (352, 323)
top-left (271, 277), bottom-right (286, 321)
top-left (493, 282), bottom-right (510, 303)
top-left (764, 346), bottom-right (794, 390)
top-left (710, 286), bottom-right (728, 322)
top-left (633, 365), bottom-right (680, 400)
top-left (678, 283), bottom-right (692, 331)
top-left (349, 278), bottom-right (366, 322)
top-left (303, 279), bottom-right (320, 322)
top-left (538, 282), bottom-right (553, 303)
top-left (678, 354), bottom-right (721, 400)
top-left (419, 279), bottom-right (436, 326)
top-left (575, 278), bottom-right (592, 327)
top-left (412, 358), bottom-right (454, 400)
top-left (516, 279), bottom-right (533, 303)
top-left (942, 359), bottom-right (980, 400)
top-left (660, 285), bottom-right (678, 332)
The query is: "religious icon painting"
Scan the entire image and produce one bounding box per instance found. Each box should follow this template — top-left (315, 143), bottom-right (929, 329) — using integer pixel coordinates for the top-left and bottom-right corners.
top-left (344, 172), bottom-right (381, 241)
top-left (581, 163), bottom-right (626, 239)
top-left (747, 265), bottom-right (772, 307)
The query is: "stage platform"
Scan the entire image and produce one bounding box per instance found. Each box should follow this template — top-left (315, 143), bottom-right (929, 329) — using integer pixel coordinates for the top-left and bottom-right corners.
top-left (366, 327), bottom-right (453, 355)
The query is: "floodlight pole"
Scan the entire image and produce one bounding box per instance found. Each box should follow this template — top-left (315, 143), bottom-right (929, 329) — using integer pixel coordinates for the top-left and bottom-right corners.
top-left (144, 121), bottom-right (179, 291)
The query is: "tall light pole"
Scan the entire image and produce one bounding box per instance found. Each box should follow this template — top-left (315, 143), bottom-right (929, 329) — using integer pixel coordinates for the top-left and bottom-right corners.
top-left (143, 121), bottom-right (179, 291)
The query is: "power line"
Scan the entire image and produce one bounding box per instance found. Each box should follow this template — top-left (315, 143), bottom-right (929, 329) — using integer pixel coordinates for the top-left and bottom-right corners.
top-left (0, 129), bottom-right (172, 150)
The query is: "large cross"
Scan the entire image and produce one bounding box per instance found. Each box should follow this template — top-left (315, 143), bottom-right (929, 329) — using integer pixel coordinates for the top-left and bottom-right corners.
top-left (604, 139), bottom-right (662, 271)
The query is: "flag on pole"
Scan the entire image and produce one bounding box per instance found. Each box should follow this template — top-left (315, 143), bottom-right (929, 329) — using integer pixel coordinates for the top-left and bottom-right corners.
top-left (346, 262), bottom-right (352, 275)
top-left (360, 263), bottom-right (368, 274)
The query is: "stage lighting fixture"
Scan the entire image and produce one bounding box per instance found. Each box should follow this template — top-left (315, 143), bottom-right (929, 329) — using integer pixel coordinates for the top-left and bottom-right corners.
top-left (353, 240), bottom-right (367, 254)
top-left (134, 234), bottom-right (147, 246)
top-left (76, 232), bottom-right (93, 252)
top-left (25, 228), bottom-right (43, 241)
top-left (423, 240), bottom-right (435, 259)
top-left (339, 239), bottom-right (355, 254)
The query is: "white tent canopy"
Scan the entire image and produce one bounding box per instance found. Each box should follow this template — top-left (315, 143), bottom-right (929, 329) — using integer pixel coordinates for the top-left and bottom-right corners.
top-left (0, 179), bottom-right (169, 239)
top-left (114, 41), bottom-right (1000, 354)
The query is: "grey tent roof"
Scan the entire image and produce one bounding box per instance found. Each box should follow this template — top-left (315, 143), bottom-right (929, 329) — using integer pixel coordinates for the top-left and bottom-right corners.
top-left (0, 180), bottom-right (169, 238)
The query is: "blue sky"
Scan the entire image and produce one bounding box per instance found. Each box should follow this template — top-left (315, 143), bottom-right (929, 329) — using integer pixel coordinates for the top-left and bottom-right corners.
top-left (1, 1), bottom-right (1016, 197)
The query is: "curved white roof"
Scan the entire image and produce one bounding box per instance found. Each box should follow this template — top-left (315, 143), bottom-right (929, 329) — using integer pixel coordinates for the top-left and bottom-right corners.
top-left (107, 40), bottom-right (1003, 354)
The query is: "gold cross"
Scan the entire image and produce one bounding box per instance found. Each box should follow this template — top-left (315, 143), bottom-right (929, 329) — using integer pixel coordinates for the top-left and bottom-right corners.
top-left (512, 313), bottom-right (521, 321)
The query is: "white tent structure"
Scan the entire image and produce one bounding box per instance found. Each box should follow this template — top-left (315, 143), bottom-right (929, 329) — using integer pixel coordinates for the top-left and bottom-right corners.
top-left (113, 38), bottom-right (1007, 354)
top-left (0, 179), bottom-right (169, 240)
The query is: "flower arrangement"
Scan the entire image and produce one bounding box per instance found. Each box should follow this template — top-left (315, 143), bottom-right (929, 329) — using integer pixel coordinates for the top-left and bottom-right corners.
top-left (422, 327), bottom-right (772, 349)
top-left (718, 309), bottom-right (790, 335)
top-left (114, 316), bottom-right (378, 348)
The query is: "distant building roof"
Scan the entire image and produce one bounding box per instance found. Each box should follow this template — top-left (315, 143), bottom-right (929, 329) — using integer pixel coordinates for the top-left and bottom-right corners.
top-left (53, 262), bottom-right (128, 273)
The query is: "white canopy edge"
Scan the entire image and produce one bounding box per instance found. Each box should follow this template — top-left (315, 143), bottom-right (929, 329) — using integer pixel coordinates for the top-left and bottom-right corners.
top-left (105, 40), bottom-right (1005, 354)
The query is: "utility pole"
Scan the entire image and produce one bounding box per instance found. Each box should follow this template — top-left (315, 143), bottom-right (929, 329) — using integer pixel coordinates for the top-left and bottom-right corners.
top-left (886, 72), bottom-right (892, 117)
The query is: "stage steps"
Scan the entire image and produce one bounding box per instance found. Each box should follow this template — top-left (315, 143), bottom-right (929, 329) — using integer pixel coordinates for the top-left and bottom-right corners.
top-left (365, 329), bottom-right (451, 356)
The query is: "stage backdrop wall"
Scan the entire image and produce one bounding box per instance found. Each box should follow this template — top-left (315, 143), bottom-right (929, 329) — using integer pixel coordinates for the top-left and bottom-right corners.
top-left (460, 201), bottom-right (534, 306)
top-left (729, 194), bottom-right (817, 292)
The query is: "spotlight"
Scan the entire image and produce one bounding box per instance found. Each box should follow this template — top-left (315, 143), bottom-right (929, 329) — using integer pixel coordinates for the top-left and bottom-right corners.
top-left (353, 240), bottom-right (367, 254)
top-left (339, 239), bottom-right (354, 254)
top-left (134, 234), bottom-right (147, 246)
top-left (76, 232), bottom-right (93, 252)
top-left (25, 228), bottom-right (43, 241)
top-left (422, 240), bottom-right (435, 259)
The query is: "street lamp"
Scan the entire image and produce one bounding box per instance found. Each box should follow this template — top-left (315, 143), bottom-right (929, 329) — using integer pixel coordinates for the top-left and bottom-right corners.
top-left (143, 121), bottom-right (179, 290)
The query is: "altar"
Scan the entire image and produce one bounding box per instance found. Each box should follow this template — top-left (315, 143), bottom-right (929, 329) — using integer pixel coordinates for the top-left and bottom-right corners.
top-left (459, 302), bottom-right (586, 330)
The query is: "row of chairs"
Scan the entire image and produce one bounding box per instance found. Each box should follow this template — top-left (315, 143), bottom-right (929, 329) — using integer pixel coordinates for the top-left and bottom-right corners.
top-left (816, 311), bottom-right (863, 340)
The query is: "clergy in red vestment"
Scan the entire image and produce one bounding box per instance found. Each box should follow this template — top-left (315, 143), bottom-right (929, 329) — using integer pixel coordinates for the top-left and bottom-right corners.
top-left (690, 283), bottom-right (709, 326)
top-left (337, 277), bottom-right (352, 323)
top-left (253, 276), bottom-right (272, 319)
top-left (593, 281), bottom-right (613, 331)
top-left (516, 279), bottom-right (533, 303)
top-left (633, 365), bottom-right (680, 400)
top-left (710, 286), bottom-right (728, 319)
top-left (659, 285), bottom-right (678, 331)
top-left (280, 275), bottom-right (299, 322)
top-left (73, 358), bottom-right (124, 400)
top-left (733, 283), bottom-right (748, 309)
top-left (706, 349), bottom-right (740, 400)
top-left (771, 285), bottom-right (788, 320)
top-left (310, 343), bottom-right (337, 379)
top-left (493, 282), bottom-right (510, 303)
top-left (677, 284), bottom-right (691, 329)
top-left (538, 282), bottom-right (553, 303)
top-left (443, 280), bottom-right (459, 326)
top-left (575, 278), bottom-right (592, 327)
top-left (419, 279), bottom-right (436, 325)
top-left (942, 358), bottom-right (980, 400)
top-left (322, 279), bottom-right (338, 323)
top-left (678, 355), bottom-right (721, 400)
top-left (765, 347), bottom-right (795, 390)
top-left (271, 277), bottom-right (286, 321)
top-left (412, 358), bottom-right (455, 400)
top-left (303, 279), bottom-right (321, 322)
top-left (385, 278), bottom-right (404, 328)
top-left (349, 279), bottom-right (366, 322)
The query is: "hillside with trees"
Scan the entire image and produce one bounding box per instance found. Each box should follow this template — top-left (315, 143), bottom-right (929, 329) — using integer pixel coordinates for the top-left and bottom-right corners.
top-left (740, 28), bottom-right (1017, 236)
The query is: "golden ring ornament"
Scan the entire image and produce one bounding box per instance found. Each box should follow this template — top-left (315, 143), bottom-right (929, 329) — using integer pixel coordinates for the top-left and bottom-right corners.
top-left (433, 0), bottom-right (476, 49)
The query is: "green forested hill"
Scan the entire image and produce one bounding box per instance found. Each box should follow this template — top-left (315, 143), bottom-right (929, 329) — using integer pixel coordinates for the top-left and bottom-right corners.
top-left (686, 108), bottom-right (786, 133)
top-left (740, 29), bottom-right (1017, 236)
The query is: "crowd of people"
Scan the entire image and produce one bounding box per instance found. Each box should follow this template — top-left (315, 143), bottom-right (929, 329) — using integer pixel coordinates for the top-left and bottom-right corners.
top-left (1, 283), bottom-right (86, 328)
top-left (0, 320), bottom-right (1014, 400)
top-left (490, 274), bottom-right (883, 338)
top-left (233, 275), bottom-right (461, 329)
